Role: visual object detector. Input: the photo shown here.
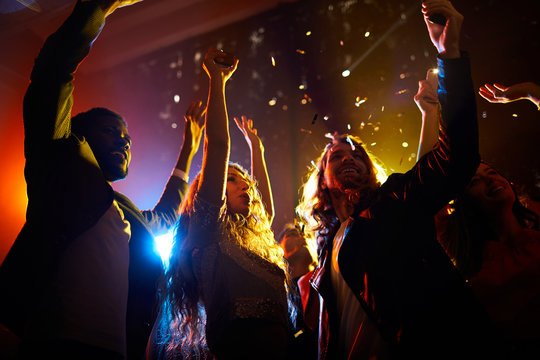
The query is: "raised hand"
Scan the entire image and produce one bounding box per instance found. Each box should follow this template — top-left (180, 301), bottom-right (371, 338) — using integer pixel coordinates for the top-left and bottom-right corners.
top-left (479, 82), bottom-right (540, 107)
top-left (202, 48), bottom-right (238, 83)
top-left (421, 0), bottom-right (463, 58)
top-left (90, 0), bottom-right (144, 17)
top-left (414, 69), bottom-right (440, 114)
top-left (234, 115), bottom-right (262, 151)
top-left (184, 100), bottom-right (206, 153)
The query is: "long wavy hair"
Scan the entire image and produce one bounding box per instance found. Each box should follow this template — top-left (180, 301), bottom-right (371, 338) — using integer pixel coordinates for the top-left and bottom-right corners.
top-left (437, 162), bottom-right (539, 279)
top-left (157, 162), bottom-right (292, 359)
top-left (296, 134), bottom-right (384, 251)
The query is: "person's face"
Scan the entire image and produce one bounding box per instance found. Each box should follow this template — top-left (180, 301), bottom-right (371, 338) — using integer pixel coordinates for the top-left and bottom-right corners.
top-left (85, 115), bottom-right (131, 182)
top-left (465, 163), bottom-right (515, 210)
top-left (322, 141), bottom-right (368, 192)
top-left (280, 229), bottom-right (309, 259)
top-left (226, 167), bottom-right (251, 216)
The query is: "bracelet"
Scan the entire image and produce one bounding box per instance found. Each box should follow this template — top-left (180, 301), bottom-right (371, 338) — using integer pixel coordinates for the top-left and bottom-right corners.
top-left (172, 168), bottom-right (189, 183)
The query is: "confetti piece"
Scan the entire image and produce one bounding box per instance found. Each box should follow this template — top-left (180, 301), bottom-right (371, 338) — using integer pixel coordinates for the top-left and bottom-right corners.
top-left (347, 124), bottom-right (351, 130)
top-left (268, 98), bottom-right (277, 106)
top-left (323, 115), bottom-right (329, 121)
top-left (303, 94), bottom-right (313, 103)
top-left (306, 31), bottom-right (312, 36)
top-left (340, 40), bottom-right (344, 46)
top-left (312, 113), bottom-right (318, 124)
top-left (342, 70), bottom-right (351, 77)
top-left (299, 84), bottom-right (305, 90)
top-left (346, 136), bottom-right (356, 151)
top-left (395, 89), bottom-right (408, 95)
top-left (364, 31), bottom-right (370, 37)
top-left (355, 97), bottom-right (367, 106)
top-left (399, 155), bottom-right (404, 166)
top-left (296, 49), bottom-right (306, 54)
top-left (173, 94), bottom-right (180, 103)
top-left (300, 128), bottom-right (313, 134)
top-left (512, 113), bottom-right (518, 118)
top-left (301, 99), bottom-right (308, 105)
top-left (271, 56), bottom-right (276, 66)
top-left (402, 142), bottom-right (409, 148)
top-left (370, 142), bottom-right (377, 146)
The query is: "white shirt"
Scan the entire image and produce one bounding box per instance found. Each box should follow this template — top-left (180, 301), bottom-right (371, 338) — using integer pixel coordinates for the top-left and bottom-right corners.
top-left (330, 218), bottom-right (390, 359)
top-left (47, 200), bottom-right (130, 356)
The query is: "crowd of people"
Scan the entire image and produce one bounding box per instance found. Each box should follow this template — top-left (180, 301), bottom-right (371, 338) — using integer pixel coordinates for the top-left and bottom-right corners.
top-left (0, 0), bottom-right (538, 359)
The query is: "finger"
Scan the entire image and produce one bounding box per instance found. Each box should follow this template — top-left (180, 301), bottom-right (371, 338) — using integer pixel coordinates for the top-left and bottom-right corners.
top-left (484, 83), bottom-right (499, 95)
top-left (233, 116), bottom-right (242, 129)
top-left (493, 83), bottom-right (508, 92)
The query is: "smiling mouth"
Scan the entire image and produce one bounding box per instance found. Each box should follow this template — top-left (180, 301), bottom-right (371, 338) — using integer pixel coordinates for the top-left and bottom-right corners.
top-left (341, 168), bottom-right (358, 175)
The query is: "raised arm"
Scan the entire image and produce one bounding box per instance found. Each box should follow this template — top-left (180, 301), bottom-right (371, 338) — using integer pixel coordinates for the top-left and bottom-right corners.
top-left (174, 101), bottom-right (206, 180)
top-left (415, 69), bottom-right (441, 159)
top-left (234, 116), bottom-right (275, 222)
top-left (23, 0), bottom-right (143, 151)
top-left (392, 0), bottom-right (479, 215)
top-left (138, 101), bottom-right (206, 235)
top-left (198, 49), bottom-right (238, 204)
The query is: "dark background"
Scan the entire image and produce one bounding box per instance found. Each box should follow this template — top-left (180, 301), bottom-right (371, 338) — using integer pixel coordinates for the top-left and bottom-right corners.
top-left (1, 0), bottom-right (539, 263)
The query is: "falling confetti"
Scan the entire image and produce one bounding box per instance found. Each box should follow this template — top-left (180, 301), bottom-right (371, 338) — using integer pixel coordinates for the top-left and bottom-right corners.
top-left (296, 49), bottom-right (306, 54)
top-left (364, 31), bottom-right (370, 37)
top-left (312, 113), bottom-right (318, 124)
top-left (268, 98), bottom-right (277, 106)
top-left (306, 31), bottom-right (312, 36)
top-left (342, 70), bottom-right (351, 77)
top-left (346, 136), bottom-right (356, 151)
top-left (173, 94), bottom-right (180, 103)
top-left (395, 89), bottom-right (408, 95)
top-left (324, 115), bottom-right (329, 121)
top-left (271, 56), bottom-right (276, 66)
top-left (300, 128), bottom-right (313, 135)
top-left (402, 142), bottom-right (409, 148)
top-left (355, 96), bottom-right (367, 107)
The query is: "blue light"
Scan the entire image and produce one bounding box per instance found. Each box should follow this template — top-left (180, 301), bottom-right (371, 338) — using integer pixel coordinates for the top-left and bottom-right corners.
top-left (155, 230), bottom-right (174, 269)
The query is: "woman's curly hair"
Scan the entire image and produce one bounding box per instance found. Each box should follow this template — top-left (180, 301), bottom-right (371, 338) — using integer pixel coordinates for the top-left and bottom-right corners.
top-left (156, 163), bottom-right (293, 359)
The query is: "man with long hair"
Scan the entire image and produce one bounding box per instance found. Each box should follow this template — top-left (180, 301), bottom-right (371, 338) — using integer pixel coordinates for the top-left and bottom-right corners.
top-left (296, 1), bottom-right (494, 358)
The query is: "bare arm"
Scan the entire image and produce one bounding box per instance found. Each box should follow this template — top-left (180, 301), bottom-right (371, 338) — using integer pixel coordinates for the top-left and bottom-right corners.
top-left (198, 49), bottom-right (238, 204)
top-left (415, 69), bottom-right (441, 159)
top-left (234, 116), bottom-right (274, 222)
top-left (174, 101), bottom-right (206, 179)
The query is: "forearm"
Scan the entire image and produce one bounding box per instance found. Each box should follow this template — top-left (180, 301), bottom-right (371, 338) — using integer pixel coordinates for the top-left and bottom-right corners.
top-left (417, 109), bottom-right (440, 160)
top-left (198, 78), bottom-right (230, 202)
top-left (251, 144), bottom-right (274, 222)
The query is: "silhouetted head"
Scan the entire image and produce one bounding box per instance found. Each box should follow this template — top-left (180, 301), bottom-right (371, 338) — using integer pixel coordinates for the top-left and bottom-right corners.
top-left (72, 108), bottom-right (131, 182)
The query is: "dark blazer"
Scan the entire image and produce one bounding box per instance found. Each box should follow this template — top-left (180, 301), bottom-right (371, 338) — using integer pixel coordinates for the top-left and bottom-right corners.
top-left (0, 2), bottom-right (187, 359)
